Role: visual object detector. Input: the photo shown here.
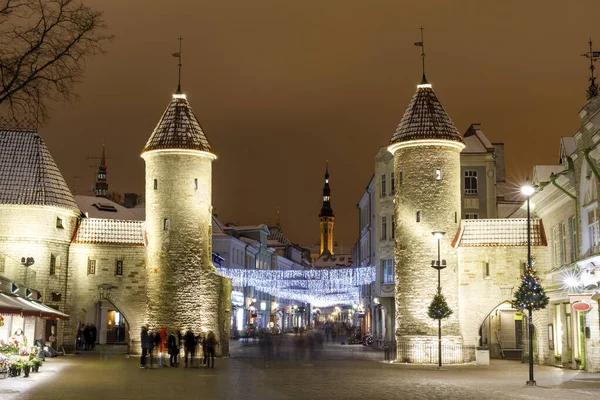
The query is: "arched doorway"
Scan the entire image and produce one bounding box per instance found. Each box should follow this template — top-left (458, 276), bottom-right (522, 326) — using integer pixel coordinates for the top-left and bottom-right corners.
top-left (478, 301), bottom-right (523, 360)
top-left (79, 299), bottom-right (129, 348)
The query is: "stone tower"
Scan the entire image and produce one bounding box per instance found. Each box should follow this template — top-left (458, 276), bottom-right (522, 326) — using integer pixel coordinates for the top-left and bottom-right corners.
top-left (141, 89), bottom-right (231, 353)
top-left (95, 144), bottom-right (108, 197)
top-left (319, 162), bottom-right (335, 255)
top-left (388, 76), bottom-right (465, 362)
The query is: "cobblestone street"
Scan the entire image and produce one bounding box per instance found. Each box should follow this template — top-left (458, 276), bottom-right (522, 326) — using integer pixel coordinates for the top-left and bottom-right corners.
top-left (3, 337), bottom-right (600, 400)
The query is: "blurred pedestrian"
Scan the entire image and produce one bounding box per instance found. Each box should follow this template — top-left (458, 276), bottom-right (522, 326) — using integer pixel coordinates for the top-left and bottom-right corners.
top-left (168, 330), bottom-right (178, 367)
top-left (204, 331), bottom-right (218, 368)
top-left (184, 328), bottom-right (196, 367)
top-left (140, 325), bottom-right (151, 368)
top-left (159, 328), bottom-right (168, 367)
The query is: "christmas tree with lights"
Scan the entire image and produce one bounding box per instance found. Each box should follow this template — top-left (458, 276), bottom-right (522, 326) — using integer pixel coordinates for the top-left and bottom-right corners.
top-left (512, 266), bottom-right (549, 311)
top-left (428, 287), bottom-right (453, 320)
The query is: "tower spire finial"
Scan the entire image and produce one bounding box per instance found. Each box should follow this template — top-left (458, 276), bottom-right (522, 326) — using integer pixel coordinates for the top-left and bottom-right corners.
top-left (276, 206), bottom-right (281, 229)
top-left (582, 38), bottom-right (600, 100)
top-left (172, 36), bottom-right (184, 94)
top-left (414, 26), bottom-right (427, 84)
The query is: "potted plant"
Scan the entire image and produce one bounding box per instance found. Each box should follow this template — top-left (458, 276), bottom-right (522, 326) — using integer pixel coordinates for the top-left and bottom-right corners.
top-left (22, 360), bottom-right (33, 377)
top-left (31, 357), bottom-right (43, 373)
top-left (0, 355), bottom-right (9, 379)
top-left (10, 360), bottom-right (22, 377)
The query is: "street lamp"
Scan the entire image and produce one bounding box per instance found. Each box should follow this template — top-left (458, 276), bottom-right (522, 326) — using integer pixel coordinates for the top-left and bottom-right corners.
top-left (431, 231), bottom-right (446, 369)
top-left (521, 179), bottom-right (536, 386)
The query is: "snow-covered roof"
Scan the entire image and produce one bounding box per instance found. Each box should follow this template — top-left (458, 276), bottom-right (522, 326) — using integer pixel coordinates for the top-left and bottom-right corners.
top-left (143, 93), bottom-right (214, 154)
top-left (268, 226), bottom-right (292, 245)
top-left (533, 165), bottom-right (564, 184)
top-left (560, 137), bottom-right (577, 160)
top-left (389, 80), bottom-right (464, 146)
top-left (0, 129), bottom-right (78, 211)
top-left (461, 124), bottom-right (495, 154)
top-left (73, 218), bottom-right (144, 245)
top-left (313, 253), bottom-right (353, 268)
top-left (452, 218), bottom-right (547, 248)
top-left (75, 195), bottom-right (144, 221)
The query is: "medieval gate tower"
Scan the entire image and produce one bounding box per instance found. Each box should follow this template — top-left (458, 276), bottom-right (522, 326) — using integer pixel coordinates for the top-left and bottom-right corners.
top-left (142, 88), bottom-right (231, 354)
top-left (388, 76), bottom-right (465, 362)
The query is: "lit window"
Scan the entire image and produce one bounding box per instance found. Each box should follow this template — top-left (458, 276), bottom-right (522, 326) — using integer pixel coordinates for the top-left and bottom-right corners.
top-left (163, 218), bottom-right (169, 231)
top-left (382, 259), bottom-right (394, 284)
top-left (464, 170), bottom-right (478, 194)
top-left (56, 217), bottom-right (64, 229)
top-left (381, 175), bottom-right (387, 197)
top-left (435, 169), bottom-right (442, 180)
top-left (115, 260), bottom-right (123, 276)
top-left (323, 196), bottom-right (330, 202)
top-left (87, 259), bottom-right (96, 275)
top-left (154, 179), bottom-right (158, 190)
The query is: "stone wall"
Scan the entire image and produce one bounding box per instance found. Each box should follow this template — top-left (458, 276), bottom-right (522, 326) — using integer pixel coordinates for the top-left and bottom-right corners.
top-left (0, 205), bottom-right (78, 349)
top-left (143, 150), bottom-right (228, 354)
top-left (67, 243), bottom-right (147, 352)
top-left (393, 144), bottom-right (463, 348)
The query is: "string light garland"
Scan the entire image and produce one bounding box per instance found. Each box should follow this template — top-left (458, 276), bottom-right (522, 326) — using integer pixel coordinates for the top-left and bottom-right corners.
top-left (217, 266), bottom-right (375, 307)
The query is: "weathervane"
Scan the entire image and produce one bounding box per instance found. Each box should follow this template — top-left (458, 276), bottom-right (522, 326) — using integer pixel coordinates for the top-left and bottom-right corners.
top-left (582, 38), bottom-right (600, 100)
top-left (172, 36), bottom-right (183, 93)
top-left (414, 26), bottom-right (426, 83)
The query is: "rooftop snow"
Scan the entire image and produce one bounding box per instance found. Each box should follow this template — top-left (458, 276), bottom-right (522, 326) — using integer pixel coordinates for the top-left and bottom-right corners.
top-left (73, 218), bottom-right (145, 245)
top-left (0, 129), bottom-right (78, 211)
top-left (143, 94), bottom-right (214, 154)
top-left (389, 81), bottom-right (464, 146)
top-left (452, 218), bottom-right (547, 248)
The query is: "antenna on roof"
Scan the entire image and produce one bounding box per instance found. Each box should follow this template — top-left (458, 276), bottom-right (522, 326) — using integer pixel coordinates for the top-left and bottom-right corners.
top-left (414, 26), bottom-right (427, 83)
top-left (172, 36), bottom-right (183, 94)
top-left (582, 38), bottom-right (600, 100)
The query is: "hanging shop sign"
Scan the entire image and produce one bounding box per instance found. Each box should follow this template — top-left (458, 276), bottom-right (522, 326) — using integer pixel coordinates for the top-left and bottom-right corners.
top-left (572, 301), bottom-right (592, 312)
top-left (231, 291), bottom-right (244, 307)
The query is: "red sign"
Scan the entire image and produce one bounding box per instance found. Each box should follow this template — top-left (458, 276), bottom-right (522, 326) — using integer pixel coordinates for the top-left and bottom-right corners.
top-left (572, 302), bottom-right (592, 312)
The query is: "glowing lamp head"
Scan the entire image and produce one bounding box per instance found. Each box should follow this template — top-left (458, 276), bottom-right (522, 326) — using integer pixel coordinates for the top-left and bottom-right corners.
top-left (521, 184), bottom-right (535, 197)
top-left (432, 232), bottom-right (445, 240)
top-left (563, 276), bottom-right (579, 289)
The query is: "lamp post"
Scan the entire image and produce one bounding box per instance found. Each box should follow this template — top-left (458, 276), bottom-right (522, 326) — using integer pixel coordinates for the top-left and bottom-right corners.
top-left (431, 231), bottom-right (446, 369)
top-left (521, 180), bottom-right (536, 386)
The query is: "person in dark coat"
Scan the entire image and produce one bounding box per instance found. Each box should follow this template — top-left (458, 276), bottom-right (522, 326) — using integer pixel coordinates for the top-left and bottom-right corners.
top-left (83, 324), bottom-right (91, 350)
top-left (184, 328), bottom-right (196, 367)
top-left (177, 329), bottom-right (183, 366)
top-left (140, 326), bottom-right (152, 368)
top-left (168, 331), bottom-right (178, 367)
top-left (90, 324), bottom-right (97, 349)
top-left (204, 331), bottom-right (218, 368)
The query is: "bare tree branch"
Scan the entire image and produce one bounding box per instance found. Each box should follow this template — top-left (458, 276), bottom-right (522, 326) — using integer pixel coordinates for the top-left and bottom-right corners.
top-left (0, 0), bottom-right (112, 122)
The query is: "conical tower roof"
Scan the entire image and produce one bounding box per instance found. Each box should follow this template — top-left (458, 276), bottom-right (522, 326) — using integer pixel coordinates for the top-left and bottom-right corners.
top-left (143, 93), bottom-right (214, 154)
top-left (0, 129), bottom-right (78, 211)
top-left (389, 80), bottom-right (464, 148)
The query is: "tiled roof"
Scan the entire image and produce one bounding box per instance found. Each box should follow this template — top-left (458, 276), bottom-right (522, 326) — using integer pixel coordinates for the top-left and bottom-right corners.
top-left (0, 129), bottom-right (78, 211)
top-left (389, 80), bottom-right (464, 146)
top-left (452, 218), bottom-right (547, 248)
top-left (75, 195), bottom-right (144, 221)
top-left (73, 218), bottom-right (145, 245)
top-left (143, 94), bottom-right (214, 154)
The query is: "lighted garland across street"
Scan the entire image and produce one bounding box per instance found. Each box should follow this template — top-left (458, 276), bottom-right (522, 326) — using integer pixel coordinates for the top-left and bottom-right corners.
top-left (216, 266), bottom-right (376, 307)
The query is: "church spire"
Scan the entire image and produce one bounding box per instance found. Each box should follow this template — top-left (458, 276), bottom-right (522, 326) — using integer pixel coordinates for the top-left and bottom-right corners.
top-left (319, 161), bottom-right (335, 256)
top-left (582, 38), bottom-right (600, 100)
top-left (95, 144), bottom-right (108, 197)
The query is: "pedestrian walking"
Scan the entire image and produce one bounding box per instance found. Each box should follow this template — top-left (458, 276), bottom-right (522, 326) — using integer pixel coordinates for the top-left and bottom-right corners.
top-left (177, 329), bottom-right (183, 366)
top-left (158, 328), bottom-right (167, 367)
top-left (90, 324), bottom-right (97, 349)
top-left (184, 328), bottom-right (196, 367)
top-left (168, 331), bottom-right (178, 367)
top-left (148, 330), bottom-right (157, 368)
top-left (200, 332), bottom-right (207, 365)
top-left (204, 331), bottom-right (218, 368)
top-left (83, 324), bottom-right (91, 350)
top-left (140, 326), bottom-right (152, 368)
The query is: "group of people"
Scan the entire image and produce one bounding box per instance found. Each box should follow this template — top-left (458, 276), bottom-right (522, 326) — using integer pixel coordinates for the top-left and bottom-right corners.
top-left (76, 324), bottom-right (97, 350)
top-left (140, 326), bottom-right (218, 369)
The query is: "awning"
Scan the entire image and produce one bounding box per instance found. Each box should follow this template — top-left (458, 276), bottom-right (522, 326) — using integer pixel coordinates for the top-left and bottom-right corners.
top-left (0, 293), bottom-right (69, 320)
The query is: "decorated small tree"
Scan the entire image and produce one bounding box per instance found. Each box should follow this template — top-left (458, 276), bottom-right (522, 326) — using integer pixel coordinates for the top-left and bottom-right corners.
top-left (512, 266), bottom-right (549, 311)
top-left (428, 287), bottom-right (453, 320)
